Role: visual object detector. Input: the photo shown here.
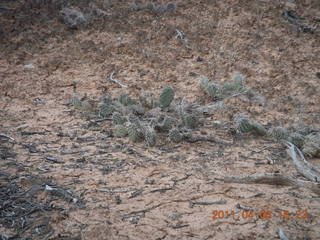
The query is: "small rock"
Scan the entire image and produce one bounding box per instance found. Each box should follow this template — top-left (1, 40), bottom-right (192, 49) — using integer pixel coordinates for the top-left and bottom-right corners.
top-left (24, 64), bottom-right (35, 69)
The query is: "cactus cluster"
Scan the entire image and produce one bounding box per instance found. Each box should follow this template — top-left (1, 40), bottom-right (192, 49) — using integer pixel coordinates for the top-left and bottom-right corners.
top-left (200, 73), bottom-right (248, 99)
top-left (233, 113), bottom-right (320, 157)
top-left (87, 87), bottom-right (202, 147)
top-left (69, 88), bottom-right (319, 157)
top-left (267, 126), bottom-right (289, 141)
top-left (234, 113), bottom-right (267, 136)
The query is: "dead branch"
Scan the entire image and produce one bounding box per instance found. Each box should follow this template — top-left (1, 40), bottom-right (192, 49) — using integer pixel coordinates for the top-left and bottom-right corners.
top-left (278, 228), bottom-right (289, 240)
top-left (286, 142), bottom-right (320, 183)
top-left (282, 10), bottom-right (316, 34)
top-left (45, 185), bottom-right (78, 204)
top-left (150, 186), bottom-right (174, 193)
top-left (215, 174), bottom-right (320, 195)
top-left (0, 6), bottom-right (16, 11)
top-left (190, 199), bottom-right (227, 208)
top-left (108, 71), bottom-right (128, 88)
top-left (236, 203), bottom-right (254, 211)
top-left (292, 143), bottom-right (320, 174)
top-left (0, 133), bottom-right (16, 142)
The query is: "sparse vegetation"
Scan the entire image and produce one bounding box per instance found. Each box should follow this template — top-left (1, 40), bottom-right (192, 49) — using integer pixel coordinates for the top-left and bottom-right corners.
top-left (199, 73), bottom-right (248, 100)
top-left (1, 0), bottom-right (320, 239)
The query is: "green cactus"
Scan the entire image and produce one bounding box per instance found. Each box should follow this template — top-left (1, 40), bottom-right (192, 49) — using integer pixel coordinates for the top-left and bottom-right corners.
top-left (221, 74), bottom-right (246, 96)
top-left (145, 107), bottom-right (161, 119)
top-left (181, 112), bottom-right (199, 129)
top-left (157, 116), bottom-right (177, 132)
top-left (168, 128), bottom-right (183, 143)
top-left (268, 127), bottom-right (289, 141)
top-left (127, 121), bottom-right (144, 143)
top-left (234, 113), bottom-right (252, 133)
top-left (249, 122), bottom-right (267, 136)
top-left (205, 82), bottom-right (220, 97)
top-left (233, 73), bottom-right (245, 86)
top-left (221, 82), bottom-right (241, 96)
top-left (139, 91), bottom-right (156, 109)
top-left (144, 126), bottom-right (157, 147)
top-left (114, 125), bottom-right (128, 138)
top-left (112, 112), bottom-right (127, 125)
top-left (199, 77), bottom-right (209, 91)
top-left (127, 104), bottom-right (145, 115)
top-left (288, 132), bottom-right (305, 148)
top-left (199, 77), bottom-right (221, 97)
top-left (70, 95), bottom-right (82, 109)
top-left (128, 114), bottom-right (141, 126)
top-left (118, 93), bottom-right (137, 106)
top-left (159, 87), bottom-right (175, 108)
top-left (99, 103), bottom-right (114, 117)
top-left (234, 113), bottom-right (266, 136)
top-left (303, 133), bottom-right (320, 157)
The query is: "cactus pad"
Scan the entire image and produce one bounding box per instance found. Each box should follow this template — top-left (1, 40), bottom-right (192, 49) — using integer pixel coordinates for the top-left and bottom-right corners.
top-left (268, 127), bottom-right (289, 141)
top-left (114, 125), bottom-right (128, 138)
top-left (168, 128), bottom-right (183, 143)
top-left (159, 87), bottom-right (175, 108)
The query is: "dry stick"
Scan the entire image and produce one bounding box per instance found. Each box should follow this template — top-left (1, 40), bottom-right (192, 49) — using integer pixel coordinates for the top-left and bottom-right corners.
top-left (0, 6), bottom-right (16, 11)
top-left (0, 133), bottom-right (16, 142)
top-left (294, 143), bottom-right (320, 174)
top-left (108, 71), bottom-right (127, 88)
top-left (286, 142), bottom-right (320, 183)
top-left (278, 228), bottom-right (289, 240)
top-left (222, 89), bottom-right (249, 100)
top-left (175, 29), bottom-right (185, 40)
top-left (215, 174), bottom-right (320, 195)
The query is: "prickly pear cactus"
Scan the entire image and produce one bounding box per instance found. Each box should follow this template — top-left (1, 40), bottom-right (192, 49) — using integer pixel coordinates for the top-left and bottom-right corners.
top-left (199, 77), bottom-right (209, 91)
top-left (144, 126), bottom-right (157, 147)
top-left (268, 127), bottom-right (289, 141)
top-left (181, 112), bottom-right (199, 129)
top-left (233, 73), bottom-right (245, 86)
top-left (168, 128), bottom-right (183, 143)
top-left (159, 87), bottom-right (175, 109)
top-left (205, 82), bottom-right (220, 97)
top-left (234, 113), bottom-right (252, 133)
top-left (99, 102), bottom-right (114, 117)
top-left (127, 104), bottom-right (145, 116)
top-left (303, 133), bottom-right (320, 157)
top-left (112, 112), bottom-right (127, 125)
top-left (139, 91), bottom-right (156, 109)
top-left (114, 124), bottom-right (128, 138)
top-left (128, 114), bottom-right (141, 126)
top-left (249, 122), bottom-right (267, 136)
top-left (128, 122), bottom-right (144, 143)
top-left (157, 116), bottom-right (177, 132)
top-left (70, 95), bottom-right (83, 109)
top-left (288, 132), bottom-right (305, 148)
top-left (118, 93), bottom-right (137, 106)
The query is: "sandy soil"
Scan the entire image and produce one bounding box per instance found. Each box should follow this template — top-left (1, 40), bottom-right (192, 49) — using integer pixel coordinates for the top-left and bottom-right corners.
top-left (1, 0), bottom-right (320, 239)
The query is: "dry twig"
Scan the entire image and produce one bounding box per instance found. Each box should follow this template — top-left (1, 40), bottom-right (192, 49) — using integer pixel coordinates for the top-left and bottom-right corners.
top-left (108, 71), bottom-right (128, 88)
top-left (286, 142), bottom-right (320, 183)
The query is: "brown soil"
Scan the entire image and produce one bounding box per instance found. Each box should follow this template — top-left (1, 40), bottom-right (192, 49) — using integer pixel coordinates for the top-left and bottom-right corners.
top-left (1, 0), bottom-right (320, 239)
